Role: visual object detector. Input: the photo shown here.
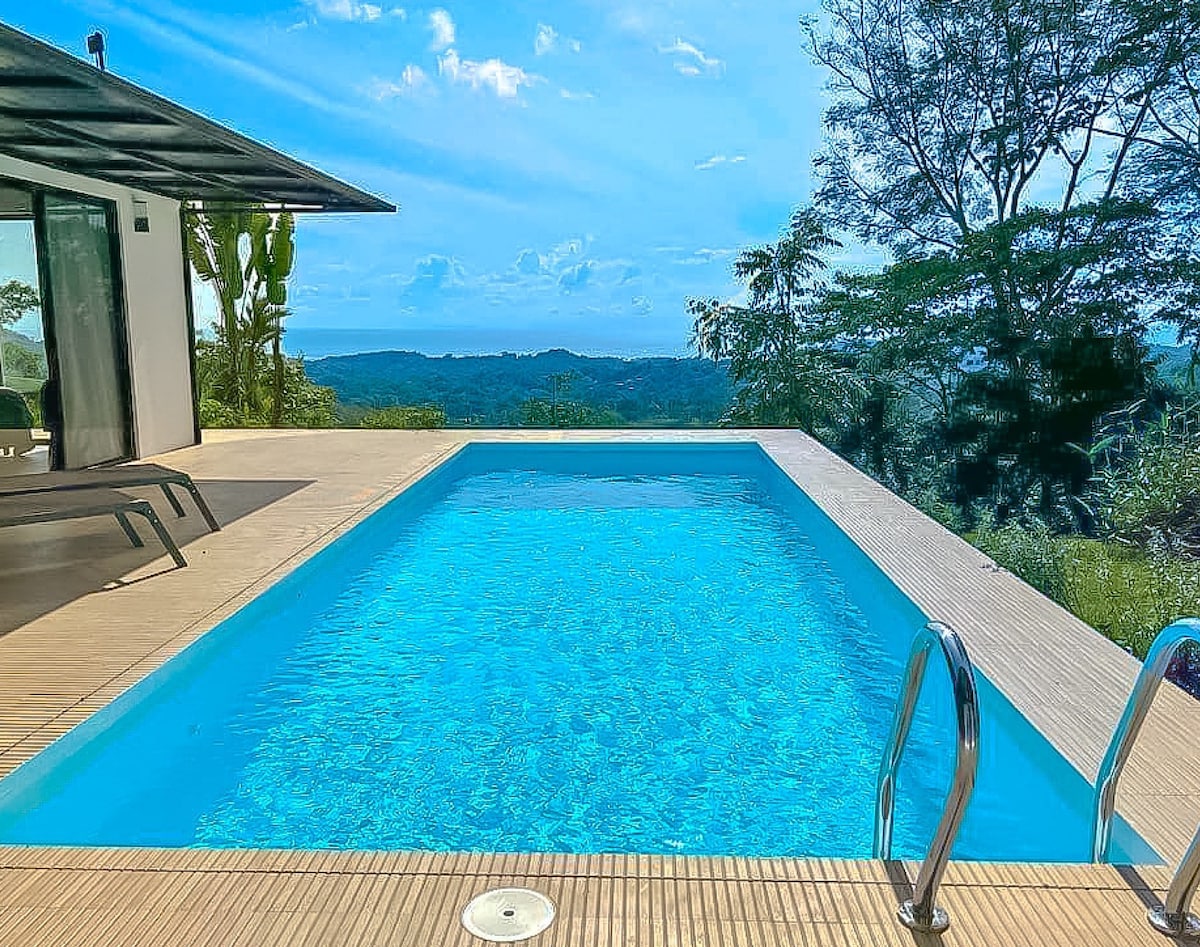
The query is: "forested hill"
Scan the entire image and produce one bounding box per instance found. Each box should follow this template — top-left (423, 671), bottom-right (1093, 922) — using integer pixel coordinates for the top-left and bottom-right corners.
top-left (305, 349), bottom-right (735, 427)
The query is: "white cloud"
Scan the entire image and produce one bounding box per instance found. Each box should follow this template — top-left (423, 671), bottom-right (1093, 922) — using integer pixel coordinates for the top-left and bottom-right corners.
top-left (304, 0), bottom-right (403, 21)
top-left (494, 239), bottom-right (592, 289)
top-left (401, 254), bottom-right (467, 301)
top-left (659, 37), bottom-right (723, 76)
top-left (694, 153), bottom-right (745, 170)
top-left (560, 88), bottom-right (595, 101)
top-left (535, 23), bottom-right (581, 56)
top-left (632, 295), bottom-right (654, 314)
top-left (369, 64), bottom-right (430, 98)
top-left (546, 237), bottom-right (586, 268)
top-left (428, 8), bottom-right (456, 50)
top-left (308, 0), bottom-right (383, 21)
top-left (535, 23), bottom-right (558, 55)
top-left (674, 248), bottom-right (735, 265)
top-left (438, 48), bottom-right (542, 99)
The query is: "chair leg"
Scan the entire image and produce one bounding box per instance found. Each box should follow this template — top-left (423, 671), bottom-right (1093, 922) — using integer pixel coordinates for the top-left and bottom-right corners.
top-left (135, 506), bottom-right (187, 569)
top-left (114, 510), bottom-right (145, 547)
top-left (182, 479), bottom-right (221, 532)
top-left (160, 483), bottom-right (188, 518)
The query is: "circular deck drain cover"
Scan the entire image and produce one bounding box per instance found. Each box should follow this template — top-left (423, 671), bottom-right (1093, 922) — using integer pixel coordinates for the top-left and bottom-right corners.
top-left (461, 887), bottom-right (555, 943)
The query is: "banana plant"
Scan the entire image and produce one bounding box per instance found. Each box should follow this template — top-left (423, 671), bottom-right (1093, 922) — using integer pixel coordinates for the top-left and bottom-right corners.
top-left (244, 213), bottom-right (295, 425)
top-left (186, 207), bottom-right (295, 423)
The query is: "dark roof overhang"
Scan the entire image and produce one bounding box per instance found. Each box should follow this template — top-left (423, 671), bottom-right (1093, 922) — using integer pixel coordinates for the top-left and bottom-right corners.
top-left (0, 21), bottom-right (395, 213)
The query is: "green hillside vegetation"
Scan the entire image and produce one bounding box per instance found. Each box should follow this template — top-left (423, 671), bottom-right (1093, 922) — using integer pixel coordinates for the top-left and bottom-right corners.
top-left (306, 349), bottom-right (734, 428)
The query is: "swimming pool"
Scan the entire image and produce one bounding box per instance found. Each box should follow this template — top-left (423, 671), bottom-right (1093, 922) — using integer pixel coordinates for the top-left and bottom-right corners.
top-left (0, 443), bottom-right (1155, 861)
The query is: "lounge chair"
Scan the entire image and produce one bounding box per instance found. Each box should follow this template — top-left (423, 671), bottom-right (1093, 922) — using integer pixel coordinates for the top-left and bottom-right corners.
top-left (0, 387), bottom-right (35, 460)
top-left (0, 488), bottom-right (187, 568)
top-left (0, 463), bottom-right (220, 532)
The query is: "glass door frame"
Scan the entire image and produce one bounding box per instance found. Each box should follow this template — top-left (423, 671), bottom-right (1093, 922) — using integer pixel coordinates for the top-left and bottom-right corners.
top-left (0, 173), bottom-right (136, 468)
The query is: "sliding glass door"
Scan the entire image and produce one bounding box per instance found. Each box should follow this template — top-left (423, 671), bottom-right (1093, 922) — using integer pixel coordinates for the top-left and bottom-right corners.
top-left (37, 193), bottom-right (132, 468)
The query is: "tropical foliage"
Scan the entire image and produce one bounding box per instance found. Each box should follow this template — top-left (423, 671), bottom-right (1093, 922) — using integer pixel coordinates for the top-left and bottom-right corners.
top-left (187, 207), bottom-right (333, 427)
top-left (688, 208), bottom-right (862, 431)
top-left (692, 0), bottom-right (1200, 525)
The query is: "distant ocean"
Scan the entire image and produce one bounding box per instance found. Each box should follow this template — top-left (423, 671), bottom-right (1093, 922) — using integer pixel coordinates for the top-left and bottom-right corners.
top-left (283, 327), bottom-right (690, 360)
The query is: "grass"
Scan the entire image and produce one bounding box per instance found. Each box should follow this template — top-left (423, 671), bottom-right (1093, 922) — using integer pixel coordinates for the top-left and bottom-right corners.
top-left (1058, 538), bottom-right (1200, 658)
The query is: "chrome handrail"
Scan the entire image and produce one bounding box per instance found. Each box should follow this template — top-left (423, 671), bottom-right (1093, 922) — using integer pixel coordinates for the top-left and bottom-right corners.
top-left (1090, 618), bottom-right (1200, 939)
top-left (1149, 824), bottom-right (1200, 938)
top-left (1092, 618), bottom-right (1200, 862)
top-left (874, 620), bottom-right (981, 934)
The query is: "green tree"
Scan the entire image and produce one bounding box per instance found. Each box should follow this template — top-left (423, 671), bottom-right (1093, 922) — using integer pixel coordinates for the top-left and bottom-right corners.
top-left (1120, 0), bottom-right (1200, 205)
top-left (0, 343), bottom-right (45, 380)
top-left (802, 0), bottom-right (1173, 253)
top-left (186, 208), bottom-right (297, 424)
top-left (688, 207), bottom-right (862, 431)
top-left (794, 0), bottom-right (1197, 524)
top-left (817, 201), bottom-right (1165, 525)
top-left (0, 279), bottom-right (38, 329)
top-left (0, 279), bottom-right (40, 386)
top-left (518, 370), bottom-right (619, 426)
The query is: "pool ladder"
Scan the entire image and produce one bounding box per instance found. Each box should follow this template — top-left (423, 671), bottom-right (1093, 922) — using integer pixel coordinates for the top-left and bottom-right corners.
top-left (1090, 618), bottom-right (1200, 939)
top-left (875, 619), bottom-right (1200, 938)
top-left (874, 620), bottom-right (981, 933)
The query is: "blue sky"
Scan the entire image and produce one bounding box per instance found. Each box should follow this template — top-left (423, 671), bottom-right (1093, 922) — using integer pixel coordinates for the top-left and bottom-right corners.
top-left (1, 0), bottom-right (832, 356)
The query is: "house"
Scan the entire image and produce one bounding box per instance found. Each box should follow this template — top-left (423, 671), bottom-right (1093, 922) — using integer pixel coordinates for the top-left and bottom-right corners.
top-left (0, 21), bottom-right (392, 471)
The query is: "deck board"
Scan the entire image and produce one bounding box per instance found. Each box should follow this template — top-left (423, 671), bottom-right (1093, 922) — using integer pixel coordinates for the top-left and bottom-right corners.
top-left (0, 850), bottom-right (1186, 947)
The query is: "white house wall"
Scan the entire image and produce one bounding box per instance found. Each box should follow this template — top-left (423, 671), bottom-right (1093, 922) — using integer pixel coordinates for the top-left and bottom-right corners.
top-left (0, 152), bottom-right (197, 458)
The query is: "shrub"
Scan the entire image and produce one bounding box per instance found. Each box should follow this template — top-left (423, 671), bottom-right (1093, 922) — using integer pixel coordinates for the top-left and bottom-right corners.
top-left (274, 361), bottom-right (338, 428)
top-left (1058, 538), bottom-right (1200, 660)
top-left (360, 405), bottom-right (447, 429)
top-left (1085, 400), bottom-right (1200, 557)
top-left (198, 397), bottom-right (248, 429)
top-left (195, 343), bottom-right (337, 428)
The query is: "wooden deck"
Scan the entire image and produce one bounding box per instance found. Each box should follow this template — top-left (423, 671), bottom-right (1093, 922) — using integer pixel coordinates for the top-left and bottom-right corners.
top-left (1, 429), bottom-right (1198, 946)
top-left (0, 848), bottom-right (1187, 947)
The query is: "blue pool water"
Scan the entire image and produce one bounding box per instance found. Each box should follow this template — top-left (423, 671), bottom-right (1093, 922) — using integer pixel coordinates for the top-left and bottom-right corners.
top-left (0, 444), bottom-right (1156, 862)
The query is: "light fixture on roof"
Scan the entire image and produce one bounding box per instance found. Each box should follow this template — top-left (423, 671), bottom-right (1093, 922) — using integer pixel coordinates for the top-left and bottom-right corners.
top-left (86, 31), bottom-right (106, 71)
